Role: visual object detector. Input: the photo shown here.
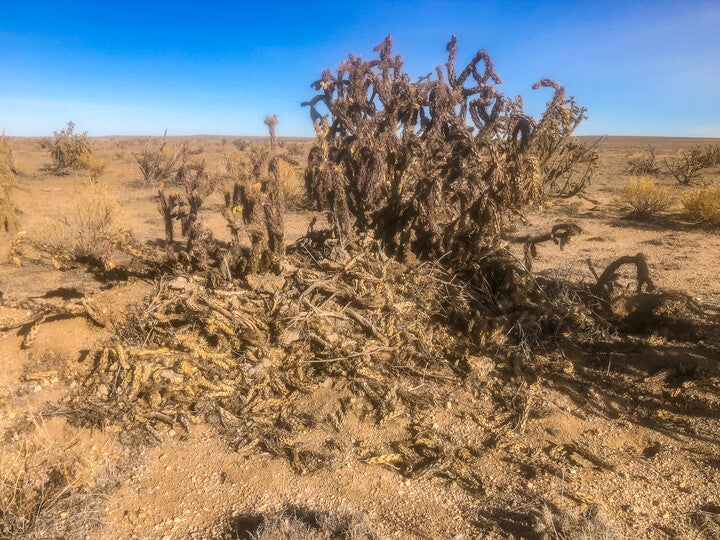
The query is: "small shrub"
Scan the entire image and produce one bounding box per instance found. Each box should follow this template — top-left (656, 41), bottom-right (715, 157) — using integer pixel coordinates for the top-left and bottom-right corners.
top-left (232, 138), bottom-right (250, 151)
top-left (134, 141), bottom-right (179, 185)
top-left (682, 185), bottom-right (720, 226)
top-left (75, 150), bottom-right (107, 180)
top-left (615, 176), bottom-right (674, 219)
top-left (664, 145), bottom-right (719, 185)
top-left (40, 180), bottom-right (126, 268)
top-left (238, 508), bottom-right (381, 540)
top-left (625, 147), bottom-right (660, 176)
top-left (49, 121), bottom-right (91, 171)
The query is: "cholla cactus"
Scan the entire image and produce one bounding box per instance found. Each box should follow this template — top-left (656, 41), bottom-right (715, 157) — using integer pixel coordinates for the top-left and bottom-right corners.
top-left (304, 35), bottom-right (595, 266)
top-left (157, 159), bottom-right (216, 267)
top-left (222, 115), bottom-right (288, 273)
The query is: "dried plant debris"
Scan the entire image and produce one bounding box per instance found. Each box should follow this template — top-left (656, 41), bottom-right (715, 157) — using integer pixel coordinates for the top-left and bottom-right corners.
top-left (63, 231), bottom-right (718, 493)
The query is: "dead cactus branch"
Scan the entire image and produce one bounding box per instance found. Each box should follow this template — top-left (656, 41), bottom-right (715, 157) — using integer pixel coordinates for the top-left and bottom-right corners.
top-left (522, 222), bottom-right (582, 270)
top-left (590, 253), bottom-right (655, 296)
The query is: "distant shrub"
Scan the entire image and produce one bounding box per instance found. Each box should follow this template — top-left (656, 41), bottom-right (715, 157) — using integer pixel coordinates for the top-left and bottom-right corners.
top-left (49, 122), bottom-right (107, 179)
top-left (615, 176), bottom-right (675, 219)
top-left (625, 147), bottom-right (660, 176)
top-left (232, 138), bottom-right (250, 151)
top-left (682, 185), bottom-right (720, 227)
top-left (49, 121), bottom-right (91, 170)
top-left (286, 142), bottom-right (304, 156)
top-left (134, 141), bottom-right (179, 185)
top-left (664, 145), bottom-right (719, 185)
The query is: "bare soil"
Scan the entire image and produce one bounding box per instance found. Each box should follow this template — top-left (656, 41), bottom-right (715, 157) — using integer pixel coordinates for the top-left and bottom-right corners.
top-left (1, 136), bottom-right (719, 539)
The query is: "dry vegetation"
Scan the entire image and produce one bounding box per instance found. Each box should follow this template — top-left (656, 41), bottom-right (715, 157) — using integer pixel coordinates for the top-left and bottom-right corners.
top-left (0, 135), bottom-right (20, 237)
top-left (49, 122), bottom-right (107, 180)
top-left (37, 179), bottom-right (128, 270)
top-left (682, 185), bottom-right (720, 227)
top-left (1, 35), bottom-right (720, 540)
top-left (663, 145), bottom-right (720, 185)
top-left (614, 176), bottom-right (675, 219)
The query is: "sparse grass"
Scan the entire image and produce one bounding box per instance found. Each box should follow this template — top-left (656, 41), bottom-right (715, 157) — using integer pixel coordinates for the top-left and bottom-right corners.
top-left (39, 179), bottom-right (126, 268)
top-left (614, 176), bottom-right (675, 219)
top-left (682, 185), bottom-right (720, 227)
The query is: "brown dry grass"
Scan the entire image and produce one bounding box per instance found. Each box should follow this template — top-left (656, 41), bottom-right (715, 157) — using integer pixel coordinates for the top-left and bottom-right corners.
top-left (37, 179), bottom-right (127, 268)
top-left (0, 416), bottom-right (103, 540)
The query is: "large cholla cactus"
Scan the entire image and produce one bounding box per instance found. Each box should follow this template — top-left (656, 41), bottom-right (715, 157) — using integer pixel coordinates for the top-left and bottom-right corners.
top-left (303, 35), bottom-right (595, 265)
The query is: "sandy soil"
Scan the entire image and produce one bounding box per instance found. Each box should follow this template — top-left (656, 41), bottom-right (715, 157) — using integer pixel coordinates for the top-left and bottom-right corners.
top-left (1, 135), bottom-right (719, 539)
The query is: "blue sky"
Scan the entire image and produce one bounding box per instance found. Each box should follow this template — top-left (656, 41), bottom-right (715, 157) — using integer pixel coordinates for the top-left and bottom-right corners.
top-left (0, 0), bottom-right (718, 137)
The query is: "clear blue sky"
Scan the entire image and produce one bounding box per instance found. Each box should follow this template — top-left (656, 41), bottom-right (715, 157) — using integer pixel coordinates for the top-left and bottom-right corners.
top-left (1, 1), bottom-right (718, 137)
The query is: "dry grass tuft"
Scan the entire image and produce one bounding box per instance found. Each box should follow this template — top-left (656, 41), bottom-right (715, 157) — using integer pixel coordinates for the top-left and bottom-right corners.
top-left (278, 158), bottom-right (307, 210)
top-left (224, 507), bottom-right (383, 540)
top-left (614, 176), bottom-right (674, 219)
top-left (39, 180), bottom-right (127, 269)
top-left (533, 502), bottom-right (617, 539)
top-left (0, 416), bottom-right (103, 539)
top-left (232, 138), bottom-right (250, 151)
top-left (682, 185), bottom-right (720, 227)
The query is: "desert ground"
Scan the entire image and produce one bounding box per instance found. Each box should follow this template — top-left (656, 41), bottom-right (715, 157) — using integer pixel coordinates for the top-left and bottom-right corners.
top-left (1, 135), bottom-right (720, 539)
